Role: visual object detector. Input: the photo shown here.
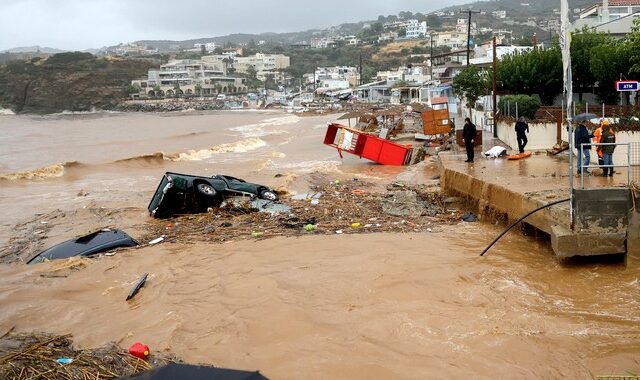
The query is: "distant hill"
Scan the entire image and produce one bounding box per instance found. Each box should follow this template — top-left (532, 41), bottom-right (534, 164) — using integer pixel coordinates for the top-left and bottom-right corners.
top-left (1, 46), bottom-right (67, 54)
top-left (442, 0), bottom-right (596, 17)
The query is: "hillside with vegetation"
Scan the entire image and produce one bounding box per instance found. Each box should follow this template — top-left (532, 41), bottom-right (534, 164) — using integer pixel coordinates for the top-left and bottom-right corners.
top-left (0, 52), bottom-right (160, 114)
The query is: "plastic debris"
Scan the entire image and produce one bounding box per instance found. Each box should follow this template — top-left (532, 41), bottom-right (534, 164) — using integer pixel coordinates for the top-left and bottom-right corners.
top-left (126, 273), bottom-right (148, 301)
top-left (462, 212), bottom-right (478, 222)
top-left (128, 342), bottom-right (150, 360)
top-left (310, 199), bottom-right (320, 205)
top-left (336, 230), bottom-right (343, 234)
top-left (251, 231), bottom-right (264, 237)
top-left (56, 357), bottom-right (73, 365)
top-left (148, 237), bottom-right (164, 245)
top-left (304, 224), bottom-right (316, 232)
top-left (351, 222), bottom-right (361, 228)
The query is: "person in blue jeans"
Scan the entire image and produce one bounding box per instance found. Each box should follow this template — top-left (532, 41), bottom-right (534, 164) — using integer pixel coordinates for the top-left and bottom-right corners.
top-left (600, 125), bottom-right (616, 177)
top-left (574, 123), bottom-right (593, 175)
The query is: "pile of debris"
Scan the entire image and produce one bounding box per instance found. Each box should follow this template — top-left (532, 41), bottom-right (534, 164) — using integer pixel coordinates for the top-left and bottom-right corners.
top-left (141, 177), bottom-right (465, 244)
top-left (0, 332), bottom-right (173, 380)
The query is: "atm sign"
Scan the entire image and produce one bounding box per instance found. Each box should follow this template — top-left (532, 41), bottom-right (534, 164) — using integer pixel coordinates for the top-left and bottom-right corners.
top-left (616, 81), bottom-right (639, 91)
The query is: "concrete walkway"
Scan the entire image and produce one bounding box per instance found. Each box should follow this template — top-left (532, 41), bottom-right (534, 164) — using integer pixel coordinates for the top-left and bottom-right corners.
top-left (438, 143), bottom-right (633, 258)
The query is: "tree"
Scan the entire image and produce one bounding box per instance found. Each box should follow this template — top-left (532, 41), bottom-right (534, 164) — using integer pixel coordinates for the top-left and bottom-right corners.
top-left (496, 47), bottom-right (562, 105)
top-left (590, 42), bottom-right (630, 104)
top-left (398, 28), bottom-right (407, 38)
top-left (427, 15), bottom-right (442, 29)
top-left (571, 28), bottom-right (611, 101)
top-left (627, 17), bottom-right (640, 75)
top-left (453, 65), bottom-right (489, 112)
top-left (194, 83), bottom-right (202, 96)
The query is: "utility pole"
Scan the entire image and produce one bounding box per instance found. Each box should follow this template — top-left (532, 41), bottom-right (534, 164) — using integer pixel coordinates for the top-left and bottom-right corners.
top-left (461, 9), bottom-right (481, 66)
top-left (492, 36), bottom-right (498, 138)
top-left (359, 52), bottom-right (363, 85)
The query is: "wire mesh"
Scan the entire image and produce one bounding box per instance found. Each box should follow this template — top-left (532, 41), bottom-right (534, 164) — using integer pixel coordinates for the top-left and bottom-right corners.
top-left (632, 142), bottom-right (640, 186)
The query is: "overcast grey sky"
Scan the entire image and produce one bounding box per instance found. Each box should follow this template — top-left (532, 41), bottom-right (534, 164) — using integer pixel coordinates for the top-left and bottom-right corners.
top-left (0, 0), bottom-right (471, 51)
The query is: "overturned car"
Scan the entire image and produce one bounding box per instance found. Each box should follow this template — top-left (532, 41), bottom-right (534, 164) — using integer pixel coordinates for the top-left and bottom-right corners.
top-left (27, 229), bottom-right (139, 264)
top-left (148, 172), bottom-right (279, 218)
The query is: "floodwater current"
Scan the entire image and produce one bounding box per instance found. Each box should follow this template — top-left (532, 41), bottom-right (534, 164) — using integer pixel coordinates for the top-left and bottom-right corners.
top-left (0, 110), bottom-right (639, 378)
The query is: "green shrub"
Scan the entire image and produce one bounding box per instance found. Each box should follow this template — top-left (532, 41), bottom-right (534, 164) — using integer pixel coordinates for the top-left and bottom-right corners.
top-left (498, 94), bottom-right (541, 119)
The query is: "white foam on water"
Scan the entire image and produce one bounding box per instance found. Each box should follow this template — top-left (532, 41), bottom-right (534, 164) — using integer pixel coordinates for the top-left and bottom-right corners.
top-left (0, 108), bottom-right (15, 116)
top-left (230, 115), bottom-right (299, 138)
top-left (271, 160), bottom-right (342, 173)
top-left (173, 138), bottom-right (268, 161)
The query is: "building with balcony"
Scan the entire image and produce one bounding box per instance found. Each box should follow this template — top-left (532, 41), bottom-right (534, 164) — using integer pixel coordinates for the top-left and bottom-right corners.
top-left (406, 20), bottom-right (428, 39)
top-left (131, 59), bottom-right (246, 98)
top-left (572, 0), bottom-right (640, 37)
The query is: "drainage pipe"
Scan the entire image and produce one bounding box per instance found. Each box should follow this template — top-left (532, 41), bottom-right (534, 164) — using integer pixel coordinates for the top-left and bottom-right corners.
top-left (480, 198), bottom-right (570, 256)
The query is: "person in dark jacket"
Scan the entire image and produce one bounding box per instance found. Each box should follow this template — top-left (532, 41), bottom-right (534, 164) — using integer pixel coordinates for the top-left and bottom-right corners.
top-left (574, 123), bottom-right (594, 175)
top-left (600, 125), bottom-right (616, 177)
top-left (514, 116), bottom-right (529, 153)
top-left (462, 117), bottom-right (477, 162)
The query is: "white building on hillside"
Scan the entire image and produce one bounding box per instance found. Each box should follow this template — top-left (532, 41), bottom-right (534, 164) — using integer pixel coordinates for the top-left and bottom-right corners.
top-left (233, 53), bottom-right (290, 74)
top-left (193, 42), bottom-right (216, 52)
top-left (132, 59), bottom-right (246, 97)
top-left (406, 20), bottom-right (428, 39)
top-left (312, 66), bottom-right (361, 89)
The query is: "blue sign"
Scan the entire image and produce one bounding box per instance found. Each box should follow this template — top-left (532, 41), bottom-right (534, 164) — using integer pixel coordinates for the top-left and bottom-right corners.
top-left (616, 81), bottom-right (639, 91)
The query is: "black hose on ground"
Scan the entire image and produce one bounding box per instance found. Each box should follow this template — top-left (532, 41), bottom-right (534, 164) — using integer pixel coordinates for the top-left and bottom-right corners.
top-left (480, 198), bottom-right (571, 256)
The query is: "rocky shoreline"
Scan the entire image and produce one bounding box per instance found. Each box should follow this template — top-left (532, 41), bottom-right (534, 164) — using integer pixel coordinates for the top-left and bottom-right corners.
top-left (112, 100), bottom-right (231, 112)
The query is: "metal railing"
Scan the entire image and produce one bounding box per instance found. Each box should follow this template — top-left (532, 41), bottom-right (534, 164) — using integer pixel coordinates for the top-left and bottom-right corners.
top-left (579, 142), bottom-right (632, 189)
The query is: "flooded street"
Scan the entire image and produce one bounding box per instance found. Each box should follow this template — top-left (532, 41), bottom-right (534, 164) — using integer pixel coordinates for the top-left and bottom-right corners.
top-left (1, 111), bottom-right (639, 378)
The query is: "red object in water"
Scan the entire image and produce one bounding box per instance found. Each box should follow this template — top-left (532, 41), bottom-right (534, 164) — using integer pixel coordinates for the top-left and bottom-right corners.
top-left (129, 342), bottom-right (150, 360)
top-left (323, 123), bottom-right (412, 166)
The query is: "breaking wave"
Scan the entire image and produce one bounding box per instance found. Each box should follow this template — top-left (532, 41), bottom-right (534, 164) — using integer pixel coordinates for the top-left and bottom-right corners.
top-left (170, 138), bottom-right (268, 161)
top-left (1, 138), bottom-right (269, 180)
top-left (230, 115), bottom-right (299, 138)
top-left (0, 161), bottom-right (83, 181)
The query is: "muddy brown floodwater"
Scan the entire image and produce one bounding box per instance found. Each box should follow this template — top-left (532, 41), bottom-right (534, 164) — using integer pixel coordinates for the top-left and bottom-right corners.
top-left (0, 111), bottom-right (639, 379)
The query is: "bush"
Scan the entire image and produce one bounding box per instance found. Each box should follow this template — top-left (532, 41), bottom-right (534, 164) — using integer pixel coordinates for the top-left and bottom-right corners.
top-left (498, 94), bottom-right (541, 119)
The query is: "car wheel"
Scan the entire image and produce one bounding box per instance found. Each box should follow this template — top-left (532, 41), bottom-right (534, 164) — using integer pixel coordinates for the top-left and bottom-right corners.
top-left (196, 183), bottom-right (217, 197)
top-left (259, 189), bottom-right (278, 201)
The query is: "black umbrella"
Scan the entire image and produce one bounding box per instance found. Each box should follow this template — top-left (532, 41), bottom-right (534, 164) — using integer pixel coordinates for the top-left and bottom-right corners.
top-left (573, 113), bottom-right (597, 123)
top-left (121, 363), bottom-right (268, 380)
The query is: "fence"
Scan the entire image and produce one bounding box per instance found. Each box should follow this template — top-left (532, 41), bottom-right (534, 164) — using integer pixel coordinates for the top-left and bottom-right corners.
top-left (579, 142), bottom-right (640, 189)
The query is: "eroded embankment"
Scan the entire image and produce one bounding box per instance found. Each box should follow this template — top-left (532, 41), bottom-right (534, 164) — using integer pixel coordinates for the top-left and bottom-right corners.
top-left (439, 160), bottom-right (570, 235)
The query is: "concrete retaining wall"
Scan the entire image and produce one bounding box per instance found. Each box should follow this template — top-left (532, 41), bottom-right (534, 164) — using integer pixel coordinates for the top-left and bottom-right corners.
top-left (497, 120), bottom-right (558, 151)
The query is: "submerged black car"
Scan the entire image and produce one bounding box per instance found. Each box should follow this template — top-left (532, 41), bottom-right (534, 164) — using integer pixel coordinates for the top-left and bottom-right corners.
top-left (147, 172), bottom-right (279, 218)
top-left (27, 229), bottom-right (139, 264)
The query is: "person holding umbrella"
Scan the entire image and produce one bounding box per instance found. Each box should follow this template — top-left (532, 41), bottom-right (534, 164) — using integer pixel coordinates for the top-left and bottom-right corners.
top-left (574, 122), bottom-right (593, 175)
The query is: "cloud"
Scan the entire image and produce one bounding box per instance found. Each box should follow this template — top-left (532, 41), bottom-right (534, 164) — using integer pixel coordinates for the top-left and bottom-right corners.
top-left (0, 0), bottom-right (469, 51)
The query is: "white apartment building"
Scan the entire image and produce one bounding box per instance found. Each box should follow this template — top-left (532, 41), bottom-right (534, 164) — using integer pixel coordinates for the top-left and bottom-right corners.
top-left (132, 59), bottom-right (246, 97)
top-left (406, 20), bottom-right (428, 39)
top-left (376, 66), bottom-right (430, 84)
top-left (233, 53), bottom-right (290, 74)
top-left (434, 31), bottom-right (467, 49)
top-left (193, 42), bottom-right (216, 52)
top-left (310, 37), bottom-right (336, 49)
top-left (313, 66), bottom-right (360, 89)
top-left (493, 10), bottom-right (507, 19)
top-left (378, 31), bottom-right (398, 42)
top-left (383, 20), bottom-right (413, 29)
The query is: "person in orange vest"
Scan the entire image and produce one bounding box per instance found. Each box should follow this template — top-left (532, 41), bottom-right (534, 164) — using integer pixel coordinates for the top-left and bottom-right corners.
top-left (593, 120), bottom-right (606, 174)
top-left (601, 123), bottom-right (616, 177)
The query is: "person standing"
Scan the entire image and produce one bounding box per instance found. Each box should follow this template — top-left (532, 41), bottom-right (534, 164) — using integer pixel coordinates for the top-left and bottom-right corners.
top-left (515, 116), bottom-right (529, 153)
top-left (593, 120), bottom-right (606, 174)
top-left (462, 117), bottom-right (477, 163)
top-left (574, 122), bottom-right (593, 175)
top-left (601, 124), bottom-right (616, 177)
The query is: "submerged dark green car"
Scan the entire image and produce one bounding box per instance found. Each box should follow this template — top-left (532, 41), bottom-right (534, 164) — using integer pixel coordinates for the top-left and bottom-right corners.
top-left (147, 172), bottom-right (278, 219)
